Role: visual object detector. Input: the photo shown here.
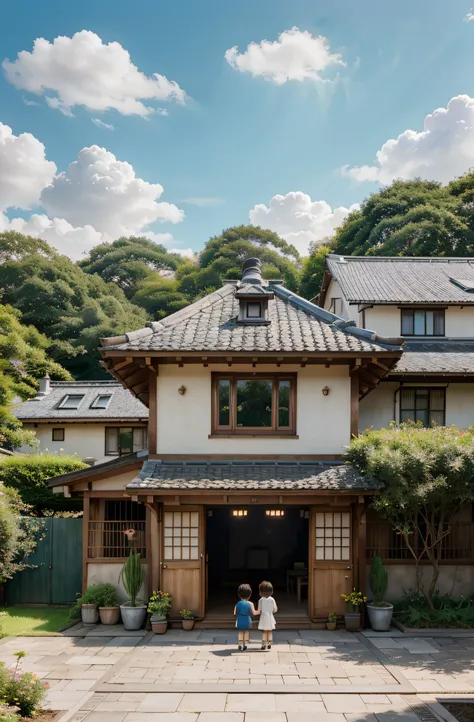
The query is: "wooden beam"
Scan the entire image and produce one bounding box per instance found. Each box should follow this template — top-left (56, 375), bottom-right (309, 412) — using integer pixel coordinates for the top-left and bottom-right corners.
top-left (357, 503), bottom-right (367, 598)
top-left (148, 365), bottom-right (158, 455)
top-left (350, 372), bottom-right (359, 439)
top-left (82, 495), bottom-right (90, 593)
top-left (112, 357), bottom-right (133, 372)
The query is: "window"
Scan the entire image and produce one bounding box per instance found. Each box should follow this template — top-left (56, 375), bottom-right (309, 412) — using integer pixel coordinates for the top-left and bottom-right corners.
top-left (105, 427), bottom-right (148, 455)
top-left (164, 511), bottom-right (199, 560)
top-left (52, 428), bottom-right (65, 442)
top-left (400, 388), bottom-right (445, 427)
top-left (91, 394), bottom-right (112, 409)
top-left (315, 512), bottom-right (351, 561)
top-left (401, 309), bottom-right (445, 336)
top-left (88, 500), bottom-right (146, 559)
top-left (212, 373), bottom-right (296, 435)
top-left (58, 394), bottom-right (85, 409)
top-left (246, 301), bottom-right (262, 319)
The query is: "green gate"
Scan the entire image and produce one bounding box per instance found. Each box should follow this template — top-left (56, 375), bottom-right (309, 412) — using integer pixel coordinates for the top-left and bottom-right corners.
top-left (5, 518), bottom-right (83, 605)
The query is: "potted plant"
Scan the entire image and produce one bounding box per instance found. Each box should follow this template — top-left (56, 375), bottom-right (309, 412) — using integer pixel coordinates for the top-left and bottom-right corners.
top-left (180, 609), bottom-right (195, 631)
top-left (69, 584), bottom-right (112, 625)
top-left (119, 535), bottom-right (147, 631)
top-left (148, 590), bottom-right (172, 634)
top-left (326, 611), bottom-right (337, 630)
top-left (366, 554), bottom-right (393, 631)
top-left (97, 584), bottom-right (121, 625)
top-left (341, 589), bottom-right (366, 631)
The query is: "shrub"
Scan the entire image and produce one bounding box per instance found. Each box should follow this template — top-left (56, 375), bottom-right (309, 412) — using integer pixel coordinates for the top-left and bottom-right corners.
top-left (0, 485), bottom-right (45, 583)
top-left (2, 653), bottom-right (48, 718)
top-left (369, 555), bottom-right (389, 606)
top-left (68, 583), bottom-right (119, 621)
top-left (148, 591), bottom-right (172, 617)
top-left (394, 590), bottom-right (474, 629)
top-left (0, 703), bottom-right (19, 722)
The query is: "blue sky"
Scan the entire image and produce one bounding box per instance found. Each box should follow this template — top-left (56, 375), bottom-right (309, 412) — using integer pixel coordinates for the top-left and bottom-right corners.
top-left (1, 0), bottom-right (474, 259)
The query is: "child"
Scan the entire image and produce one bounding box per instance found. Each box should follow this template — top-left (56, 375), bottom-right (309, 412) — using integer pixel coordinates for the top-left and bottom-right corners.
top-left (258, 580), bottom-right (277, 650)
top-left (234, 583), bottom-right (259, 651)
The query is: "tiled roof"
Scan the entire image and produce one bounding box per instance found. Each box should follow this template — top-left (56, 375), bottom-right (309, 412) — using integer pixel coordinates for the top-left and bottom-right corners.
top-left (100, 283), bottom-right (397, 355)
top-left (391, 341), bottom-right (474, 374)
top-left (127, 460), bottom-right (379, 491)
top-left (13, 381), bottom-right (148, 421)
top-left (326, 255), bottom-right (474, 304)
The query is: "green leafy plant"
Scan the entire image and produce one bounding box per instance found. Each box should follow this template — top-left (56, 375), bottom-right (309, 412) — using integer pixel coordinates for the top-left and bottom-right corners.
top-left (148, 591), bottom-right (172, 617)
top-left (120, 550), bottom-right (145, 607)
top-left (393, 590), bottom-right (474, 629)
top-left (2, 652), bottom-right (48, 718)
top-left (68, 583), bottom-right (119, 621)
top-left (328, 612), bottom-right (338, 623)
top-left (369, 554), bottom-right (391, 607)
top-left (0, 703), bottom-right (20, 722)
top-left (341, 589), bottom-right (367, 611)
top-left (179, 609), bottom-right (193, 619)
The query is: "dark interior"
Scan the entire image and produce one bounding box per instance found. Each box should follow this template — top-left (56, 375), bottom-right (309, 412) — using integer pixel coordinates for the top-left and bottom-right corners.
top-left (206, 506), bottom-right (309, 613)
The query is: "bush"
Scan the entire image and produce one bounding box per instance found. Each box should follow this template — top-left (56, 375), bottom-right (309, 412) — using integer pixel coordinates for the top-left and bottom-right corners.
top-left (0, 485), bottom-right (45, 583)
top-left (0, 654), bottom-right (48, 718)
top-left (68, 583), bottom-right (119, 621)
top-left (0, 454), bottom-right (86, 514)
top-left (394, 590), bottom-right (474, 629)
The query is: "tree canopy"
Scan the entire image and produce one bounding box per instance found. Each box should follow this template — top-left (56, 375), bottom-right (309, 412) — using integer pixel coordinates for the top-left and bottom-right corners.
top-left (0, 482), bottom-right (45, 583)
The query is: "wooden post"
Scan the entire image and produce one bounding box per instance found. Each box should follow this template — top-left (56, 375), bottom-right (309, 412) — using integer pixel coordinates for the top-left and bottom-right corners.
top-left (148, 366), bottom-right (158, 455)
top-left (82, 494), bottom-right (90, 593)
top-left (357, 502), bottom-right (367, 596)
top-left (350, 371), bottom-right (359, 439)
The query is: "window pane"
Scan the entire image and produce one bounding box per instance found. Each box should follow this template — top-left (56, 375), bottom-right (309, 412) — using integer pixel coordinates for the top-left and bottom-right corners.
top-left (133, 428), bottom-right (146, 452)
top-left (236, 379), bottom-right (272, 427)
top-left (105, 428), bottom-right (118, 454)
top-left (119, 428), bottom-right (133, 455)
top-left (425, 311), bottom-right (434, 336)
top-left (60, 394), bottom-right (84, 409)
top-left (218, 380), bottom-right (230, 426)
top-left (400, 410), bottom-right (413, 423)
top-left (247, 302), bottom-right (261, 318)
top-left (416, 389), bottom-right (429, 410)
top-left (401, 311), bottom-right (414, 335)
top-left (401, 389), bottom-right (415, 411)
top-left (434, 311), bottom-right (445, 335)
top-left (416, 410), bottom-right (429, 427)
top-left (93, 394), bottom-right (112, 409)
top-left (414, 310), bottom-right (425, 335)
top-left (430, 389), bottom-right (445, 411)
top-left (278, 381), bottom-right (290, 427)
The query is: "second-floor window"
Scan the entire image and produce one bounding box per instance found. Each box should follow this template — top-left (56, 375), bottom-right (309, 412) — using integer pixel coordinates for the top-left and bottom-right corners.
top-left (105, 427), bottom-right (148, 456)
top-left (212, 373), bottom-right (296, 435)
top-left (400, 388), bottom-right (445, 427)
top-left (401, 308), bottom-right (445, 336)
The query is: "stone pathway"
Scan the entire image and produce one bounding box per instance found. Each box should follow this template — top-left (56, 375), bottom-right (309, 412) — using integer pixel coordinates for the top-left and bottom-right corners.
top-left (0, 629), bottom-right (473, 721)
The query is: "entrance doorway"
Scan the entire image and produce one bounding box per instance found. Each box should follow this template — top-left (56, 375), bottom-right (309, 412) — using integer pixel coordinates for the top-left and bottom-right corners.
top-left (205, 506), bottom-right (309, 618)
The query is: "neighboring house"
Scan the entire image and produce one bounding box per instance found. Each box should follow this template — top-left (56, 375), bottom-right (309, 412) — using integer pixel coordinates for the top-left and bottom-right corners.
top-left (47, 257), bottom-right (474, 623)
top-left (14, 379), bottom-right (148, 465)
top-left (319, 255), bottom-right (474, 432)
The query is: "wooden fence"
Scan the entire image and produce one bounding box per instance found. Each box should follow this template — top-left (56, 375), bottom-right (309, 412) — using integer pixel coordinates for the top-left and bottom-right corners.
top-left (367, 520), bottom-right (474, 563)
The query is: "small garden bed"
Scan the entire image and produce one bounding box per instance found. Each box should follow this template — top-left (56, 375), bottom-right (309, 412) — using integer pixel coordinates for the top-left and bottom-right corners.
top-left (0, 607), bottom-right (71, 637)
top-left (441, 702), bottom-right (474, 722)
top-left (393, 591), bottom-right (474, 629)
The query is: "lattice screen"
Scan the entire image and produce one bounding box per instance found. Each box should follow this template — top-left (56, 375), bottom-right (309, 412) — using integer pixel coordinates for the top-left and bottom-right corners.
top-left (164, 511), bottom-right (199, 560)
top-left (315, 512), bottom-right (350, 561)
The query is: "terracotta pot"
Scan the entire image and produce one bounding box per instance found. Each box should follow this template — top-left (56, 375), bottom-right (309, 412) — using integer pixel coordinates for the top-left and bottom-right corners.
top-left (152, 620), bottom-right (168, 634)
top-left (344, 612), bottom-right (361, 632)
top-left (182, 618), bottom-right (195, 631)
top-left (326, 622), bottom-right (337, 630)
top-left (99, 606), bottom-right (121, 625)
top-left (81, 604), bottom-right (98, 625)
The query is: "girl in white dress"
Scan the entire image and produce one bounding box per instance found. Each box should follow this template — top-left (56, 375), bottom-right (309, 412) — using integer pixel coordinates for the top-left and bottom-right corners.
top-left (258, 580), bottom-right (278, 650)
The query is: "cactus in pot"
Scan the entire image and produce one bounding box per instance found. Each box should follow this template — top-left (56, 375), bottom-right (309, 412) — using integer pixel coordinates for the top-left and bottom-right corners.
top-left (367, 554), bottom-right (393, 632)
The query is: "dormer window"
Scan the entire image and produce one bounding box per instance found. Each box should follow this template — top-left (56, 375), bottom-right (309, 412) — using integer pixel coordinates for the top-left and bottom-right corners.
top-left (235, 258), bottom-right (273, 325)
top-left (58, 394), bottom-right (85, 409)
top-left (246, 302), bottom-right (262, 319)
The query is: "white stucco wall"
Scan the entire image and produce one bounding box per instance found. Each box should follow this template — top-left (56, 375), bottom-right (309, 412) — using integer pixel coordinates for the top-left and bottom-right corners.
top-left (324, 280), bottom-right (357, 323)
top-left (156, 364), bottom-right (351, 455)
top-left (360, 383), bottom-right (474, 431)
top-left (21, 423), bottom-right (110, 463)
top-left (87, 562), bottom-right (148, 603)
top-left (362, 305), bottom-right (474, 339)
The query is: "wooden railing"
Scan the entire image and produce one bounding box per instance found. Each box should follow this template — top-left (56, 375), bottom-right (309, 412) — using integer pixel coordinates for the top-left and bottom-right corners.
top-left (367, 520), bottom-right (474, 563)
top-left (88, 520), bottom-right (146, 559)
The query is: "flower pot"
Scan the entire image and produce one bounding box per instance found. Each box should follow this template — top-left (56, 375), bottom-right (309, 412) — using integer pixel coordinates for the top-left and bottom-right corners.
top-left (367, 603), bottom-right (393, 632)
top-left (182, 618), bottom-right (195, 631)
top-left (344, 612), bottom-right (361, 631)
top-left (81, 604), bottom-right (98, 625)
top-left (99, 606), bottom-right (121, 625)
top-left (326, 622), bottom-right (337, 630)
top-left (151, 615), bottom-right (168, 634)
top-left (120, 603), bottom-right (147, 631)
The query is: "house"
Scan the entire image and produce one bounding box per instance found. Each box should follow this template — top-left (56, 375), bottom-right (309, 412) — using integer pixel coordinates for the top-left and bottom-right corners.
top-left (48, 257), bottom-right (404, 625)
top-left (14, 379), bottom-right (148, 465)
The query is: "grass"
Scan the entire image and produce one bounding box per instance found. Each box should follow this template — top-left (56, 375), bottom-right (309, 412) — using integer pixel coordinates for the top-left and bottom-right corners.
top-left (0, 607), bottom-right (72, 636)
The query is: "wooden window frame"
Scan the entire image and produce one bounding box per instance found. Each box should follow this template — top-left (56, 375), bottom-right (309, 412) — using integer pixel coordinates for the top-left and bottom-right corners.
top-left (400, 308), bottom-right (445, 337)
top-left (104, 426), bottom-right (148, 456)
top-left (52, 428), bottom-right (65, 442)
top-left (211, 372), bottom-right (297, 436)
top-left (399, 386), bottom-right (446, 427)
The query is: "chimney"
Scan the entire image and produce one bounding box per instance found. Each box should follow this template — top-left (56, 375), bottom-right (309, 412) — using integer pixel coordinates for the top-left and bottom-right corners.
top-left (37, 373), bottom-right (51, 397)
top-left (241, 257), bottom-right (262, 285)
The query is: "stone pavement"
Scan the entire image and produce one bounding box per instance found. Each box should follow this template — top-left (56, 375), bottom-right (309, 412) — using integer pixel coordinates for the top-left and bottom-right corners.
top-left (0, 629), bottom-right (473, 721)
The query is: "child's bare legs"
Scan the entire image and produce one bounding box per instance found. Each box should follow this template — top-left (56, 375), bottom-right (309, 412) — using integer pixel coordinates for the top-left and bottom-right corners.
top-left (243, 631), bottom-right (250, 649)
top-left (237, 631), bottom-right (244, 650)
top-left (261, 630), bottom-right (269, 649)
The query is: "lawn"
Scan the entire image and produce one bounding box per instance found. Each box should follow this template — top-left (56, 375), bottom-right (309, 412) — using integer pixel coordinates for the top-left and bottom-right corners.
top-left (0, 607), bottom-right (71, 636)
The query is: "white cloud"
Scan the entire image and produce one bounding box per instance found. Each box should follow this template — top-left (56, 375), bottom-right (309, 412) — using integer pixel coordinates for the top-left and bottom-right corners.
top-left (3, 30), bottom-right (186, 118)
top-left (225, 27), bottom-right (344, 84)
top-left (182, 196), bottom-right (225, 207)
top-left (156, 108), bottom-right (169, 116)
top-left (342, 94), bottom-right (474, 185)
top-left (169, 247), bottom-right (195, 258)
top-left (91, 118), bottom-right (115, 131)
top-left (23, 97), bottom-right (39, 106)
top-left (0, 212), bottom-right (102, 260)
top-left (45, 96), bottom-right (75, 117)
top-left (249, 191), bottom-right (358, 254)
top-left (41, 145), bottom-right (184, 238)
top-left (464, 10), bottom-right (474, 21)
top-left (0, 123), bottom-right (56, 211)
top-left (141, 231), bottom-right (174, 245)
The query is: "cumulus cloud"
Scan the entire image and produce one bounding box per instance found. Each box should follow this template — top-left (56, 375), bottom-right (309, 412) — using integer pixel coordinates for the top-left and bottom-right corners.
top-left (41, 145), bottom-right (184, 238)
top-left (0, 212), bottom-right (102, 260)
top-left (0, 123), bottom-right (56, 211)
top-left (225, 27), bottom-right (344, 84)
top-left (169, 247), bottom-right (195, 258)
top-left (249, 191), bottom-right (358, 254)
top-left (3, 30), bottom-right (186, 117)
top-left (91, 118), bottom-right (115, 131)
top-left (342, 94), bottom-right (474, 185)
top-left (45, 96), bottom-right (75, 117)
top-left (464, 11), bottom-right (474, 21)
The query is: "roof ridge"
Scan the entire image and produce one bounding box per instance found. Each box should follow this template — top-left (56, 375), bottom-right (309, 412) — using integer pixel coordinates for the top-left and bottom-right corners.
top-left (50, 380), bottom-right (121, 386)
top-left (327, 254), bottom-right (474, 263)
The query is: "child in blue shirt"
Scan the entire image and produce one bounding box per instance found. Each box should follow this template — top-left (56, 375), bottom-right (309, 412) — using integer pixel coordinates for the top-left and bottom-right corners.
top-left (234, 583), bottom-right (259, 651)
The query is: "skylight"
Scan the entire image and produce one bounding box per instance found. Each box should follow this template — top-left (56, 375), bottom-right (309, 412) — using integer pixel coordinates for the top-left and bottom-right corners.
top-left (449, 277), bottom-right (474, 293)
top-left (58, 394), bottom-right (85, 410)
top-left (91, 394), bottom-right (112, 409)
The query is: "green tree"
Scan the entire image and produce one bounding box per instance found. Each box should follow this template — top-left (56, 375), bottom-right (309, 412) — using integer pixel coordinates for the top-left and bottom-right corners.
top-left (332, 180), bottom-right (471, 257)
top-left (0, 231), bottom-right (146, 379)
top-left (347, 423), bottom-right (474, 607)
top-left (299, 241), bottom-right (335, 301)
top-left (132, 275), bottom-right (190, 319)
top-left (0, 482), bottom-right (45, 583)
top-left (0, 304), bottom-right (70, 450)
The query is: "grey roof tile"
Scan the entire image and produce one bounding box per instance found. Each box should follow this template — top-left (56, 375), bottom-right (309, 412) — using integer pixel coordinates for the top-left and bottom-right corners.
top-left (391, 341), bottom-right (474, 374)
top-left (127, 460), bottom-right (379, 491)
top-left (13, 381), bottom-right (148, 421)
top-left (327, 255), bottom-right (474, 304)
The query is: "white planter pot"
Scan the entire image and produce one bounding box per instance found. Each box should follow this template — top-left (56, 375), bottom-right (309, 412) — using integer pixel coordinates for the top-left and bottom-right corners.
top-left (81, 604), bottom-right (98, 625)
top-left (367, 603), bottom-right (393, 632)
top-left (120, 603), bottom-right (147, 631)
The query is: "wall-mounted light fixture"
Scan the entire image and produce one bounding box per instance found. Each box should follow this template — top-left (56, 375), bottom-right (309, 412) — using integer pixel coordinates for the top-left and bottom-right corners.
top-left (232, 509), bottom-right (248, 517)
top-left (322, 386), bottom-right (330, 396)
top-left (178, 385), bottom-right (186, 395)
top-left (266, 510), bottom-right (285, 517)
